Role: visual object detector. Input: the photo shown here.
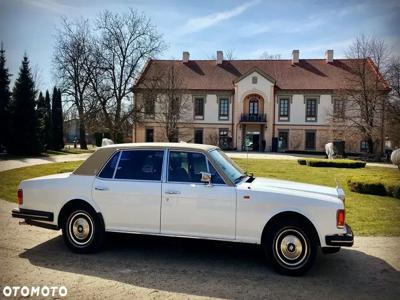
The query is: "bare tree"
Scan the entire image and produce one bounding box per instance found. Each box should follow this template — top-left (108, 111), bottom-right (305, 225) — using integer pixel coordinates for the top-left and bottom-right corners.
top-left (90, 9), bottom-right (165, 142)
top-left (53, 18), bottom-right (96, 149)
top-left (141, 65), bottom-right (193, 142)
top-left (259, 51), bottom-right (281, 60)
top-left (208, 49), bottom-right (236, 60)
top-left (332, 35), bottom-right (390, 157)
top-left (386, 56), bottom-right (400, 147)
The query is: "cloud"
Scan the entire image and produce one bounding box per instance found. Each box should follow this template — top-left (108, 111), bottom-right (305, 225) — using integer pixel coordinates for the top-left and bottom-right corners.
top-left (180, 0), bottom-right (260, 34)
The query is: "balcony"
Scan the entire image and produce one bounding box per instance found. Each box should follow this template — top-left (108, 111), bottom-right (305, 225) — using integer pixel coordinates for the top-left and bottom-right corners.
top-left (240, 113), bottom-right (267, 123)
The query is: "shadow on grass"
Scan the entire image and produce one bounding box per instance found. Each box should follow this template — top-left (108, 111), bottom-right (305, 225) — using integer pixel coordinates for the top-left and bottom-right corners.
top-left (20, 233), bottom-right (400, 299)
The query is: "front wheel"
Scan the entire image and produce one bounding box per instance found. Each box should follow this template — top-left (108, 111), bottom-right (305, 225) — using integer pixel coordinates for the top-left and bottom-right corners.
top-left (62, 208), bottom-right (104, 253)
top-left (263, 220), bottom-right (317, 276)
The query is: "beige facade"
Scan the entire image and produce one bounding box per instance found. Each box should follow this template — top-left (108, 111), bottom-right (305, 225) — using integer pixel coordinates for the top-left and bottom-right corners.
top-left (133, 58), bottom-right (371, 154)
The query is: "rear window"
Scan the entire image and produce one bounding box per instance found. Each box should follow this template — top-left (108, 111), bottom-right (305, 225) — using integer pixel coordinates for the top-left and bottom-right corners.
top-left (98, 151), bottom-right (120, 179)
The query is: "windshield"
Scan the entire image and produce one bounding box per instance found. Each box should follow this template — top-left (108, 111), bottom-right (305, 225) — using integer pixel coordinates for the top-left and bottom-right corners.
top-left (209, 149), bottom-right (245, 184)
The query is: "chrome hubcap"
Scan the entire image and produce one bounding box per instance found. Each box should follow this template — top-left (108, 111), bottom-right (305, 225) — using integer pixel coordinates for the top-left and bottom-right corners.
top-left (275, 228), bottom-right (308, 268)
top-left (72, 218), bottom-right (90, 240)
top-left (68, 212), bottom-right (94, 246)
top-left (280, 235), bottom-right (303, 260)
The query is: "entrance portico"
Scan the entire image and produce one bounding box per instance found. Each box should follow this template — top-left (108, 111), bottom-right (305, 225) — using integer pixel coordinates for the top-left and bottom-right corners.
top-left (239, 93), bottom-right (267, 151)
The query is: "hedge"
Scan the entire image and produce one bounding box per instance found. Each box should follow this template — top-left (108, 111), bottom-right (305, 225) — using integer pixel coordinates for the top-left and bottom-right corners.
top-left (297, 159), bottom-right (366, 168)
top-left (347, 176), bottom-right (400, 199)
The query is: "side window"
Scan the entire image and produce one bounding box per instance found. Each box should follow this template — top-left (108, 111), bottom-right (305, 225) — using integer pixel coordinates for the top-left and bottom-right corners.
top-left (115, 150), bottom-right (164, 180)
top-left (208, 162), bottom-right (225, 184)
top-left (168, 151), bottom-right (207, 183)
top-left (98, 152), bottom-right (120, 179)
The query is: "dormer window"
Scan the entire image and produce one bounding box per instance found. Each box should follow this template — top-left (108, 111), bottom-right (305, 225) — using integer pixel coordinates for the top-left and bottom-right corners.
top-left (252, 76), bottom-right (258, 84)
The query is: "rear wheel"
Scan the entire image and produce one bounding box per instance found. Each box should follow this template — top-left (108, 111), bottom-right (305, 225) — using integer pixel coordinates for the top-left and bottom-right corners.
top-left (62, 208), bottom-right (104, 253)
top-left (263, 220), bottom-right (317, 276)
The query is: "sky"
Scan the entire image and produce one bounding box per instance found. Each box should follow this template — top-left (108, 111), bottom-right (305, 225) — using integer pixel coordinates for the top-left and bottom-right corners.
top-left (0, 0), bottom-right (399, 90)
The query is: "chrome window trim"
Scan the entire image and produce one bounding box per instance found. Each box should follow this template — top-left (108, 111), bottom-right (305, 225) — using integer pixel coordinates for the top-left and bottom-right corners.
top-left (112, 151), bottom-right (122, 179)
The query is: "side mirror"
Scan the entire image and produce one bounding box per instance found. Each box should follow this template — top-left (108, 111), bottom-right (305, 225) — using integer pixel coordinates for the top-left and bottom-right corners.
top-left (200, 172), bottom-right (212, 185)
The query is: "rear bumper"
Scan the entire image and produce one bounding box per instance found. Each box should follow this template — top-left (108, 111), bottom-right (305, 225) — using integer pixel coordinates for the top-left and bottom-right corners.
top-left (325, 224), bottom-right (354, 247)
top-left (12, 208), bottom-right (58, 230)
top-left (12, 208), bottom-right (54, 222)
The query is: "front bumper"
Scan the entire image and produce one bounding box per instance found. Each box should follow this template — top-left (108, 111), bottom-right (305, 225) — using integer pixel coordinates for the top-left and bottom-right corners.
top-left (325, 224), bottom-right (354, 247)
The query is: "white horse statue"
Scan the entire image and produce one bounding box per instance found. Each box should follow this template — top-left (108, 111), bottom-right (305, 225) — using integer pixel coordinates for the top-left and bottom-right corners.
top-left (391, 149), bottom-right (400, 170)
top-left (325, 142), bottom-right (335, 159)
top-left (101, 138), bottom-right (114, 147)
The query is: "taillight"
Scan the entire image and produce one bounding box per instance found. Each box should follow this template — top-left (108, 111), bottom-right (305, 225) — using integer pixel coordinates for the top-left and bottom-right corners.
top-left (337, 209), bottom-right (345, 228)
top-left (17, 189), bottom-right (23, 205)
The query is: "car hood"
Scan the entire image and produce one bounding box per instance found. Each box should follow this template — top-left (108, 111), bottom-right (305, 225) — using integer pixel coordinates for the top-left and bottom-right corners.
top-left (245, 177), bottom-right (340, 199)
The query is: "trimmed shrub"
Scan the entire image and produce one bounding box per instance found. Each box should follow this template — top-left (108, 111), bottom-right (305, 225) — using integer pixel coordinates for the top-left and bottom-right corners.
top-left (297, 159), bottom-right (366, 168)
top-left (347, 176), bottom-right (400, 199)
top-left (297, 159), bottom-right (307, 165)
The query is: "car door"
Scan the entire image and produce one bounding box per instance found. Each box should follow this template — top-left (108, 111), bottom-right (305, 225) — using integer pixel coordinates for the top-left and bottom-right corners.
top-left (161, 150), bottom-right (236, 240)
top-left (92, 149), bottom-right (165, 233)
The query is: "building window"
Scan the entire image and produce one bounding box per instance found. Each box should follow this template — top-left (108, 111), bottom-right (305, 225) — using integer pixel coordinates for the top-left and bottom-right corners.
top-left (194, 128), bottom-right (203, 144)
top-left (252, 76), bottom-right (258, 84)
top-left (305, 98), bottom-right (318, 122)
top-left (219, 128), bottom-right (229, 137)
top-left (170, 128), bottom-right (179, 142)
top-left (194, 96), bottom-right (204, 119)
top-left (249, 97), bottom-right (259, 115)
top-left (305, 131), bottom-right (316, 150)
top-left (333, 99), bottom-right (345, 119)
top-left (278, 130), bottom-right (289, 151)
top-left (278, 98), bottom-right (290, 121)
top-left (144, 98), bottom-right (155, 117)
top-left (219, 97), bottom-right (229, 120)
top-left (360, 141), bottom-right (369, 152)
top-left (145, 128), bottom-right (154, 142)
top-left (219, 128), bottom-right (230, 150)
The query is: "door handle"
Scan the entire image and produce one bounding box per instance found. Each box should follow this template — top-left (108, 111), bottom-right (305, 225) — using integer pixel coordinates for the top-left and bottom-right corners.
top-left (95, 186), bottom-right (109, 191)
top-left (165, 191), bottom-right (181, 195)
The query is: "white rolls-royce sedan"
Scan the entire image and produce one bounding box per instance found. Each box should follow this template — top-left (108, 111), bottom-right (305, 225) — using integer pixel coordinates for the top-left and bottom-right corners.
top-left (12, 143), bottom-right (353, 275)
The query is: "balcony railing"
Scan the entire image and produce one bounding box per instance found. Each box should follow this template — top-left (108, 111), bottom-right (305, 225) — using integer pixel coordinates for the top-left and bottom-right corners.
top-left (240, 113), bottom-right (267, 122)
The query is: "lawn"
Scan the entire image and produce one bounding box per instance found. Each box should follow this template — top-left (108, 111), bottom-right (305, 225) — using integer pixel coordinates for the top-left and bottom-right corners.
top-left (0, 159), bottom-right (399, 236)
top-left (0, 161), bottom-right (83, 204)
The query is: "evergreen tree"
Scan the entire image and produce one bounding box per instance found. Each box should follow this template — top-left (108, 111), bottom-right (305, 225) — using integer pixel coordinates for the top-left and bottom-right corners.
top-left (8, 55), bottom-right (42, 155)
top-left (0, 43), bottom-right (11, 150)
top-left (44, 90), bottom-right (52, 149)
top-left (36, 91), bottom-right (47, 148)
top-left (51, 87), bottom-right (64, 150)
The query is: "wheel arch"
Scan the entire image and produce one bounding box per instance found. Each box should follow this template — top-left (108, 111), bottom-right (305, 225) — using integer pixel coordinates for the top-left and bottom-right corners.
top-left (261, 211), bottom-right (321, 246)
top-left (58, 199), bottom-right (105, 230)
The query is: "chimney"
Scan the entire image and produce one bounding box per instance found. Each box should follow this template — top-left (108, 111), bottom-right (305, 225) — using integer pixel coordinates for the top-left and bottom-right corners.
top-left (216, 50), bottom-right (223, 65)
top-left (182, 51), bottom-right (190, 63)
top-left (325, 49), bottom-right (333, 63)
top-left (292, 50), bottom-right (299, 65)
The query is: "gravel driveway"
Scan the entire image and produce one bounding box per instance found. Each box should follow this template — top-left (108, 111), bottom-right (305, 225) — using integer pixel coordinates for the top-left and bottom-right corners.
top-left (0, 200), bottom-right (399, 299)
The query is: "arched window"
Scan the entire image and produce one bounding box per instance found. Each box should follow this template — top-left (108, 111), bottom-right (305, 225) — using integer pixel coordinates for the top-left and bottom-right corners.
top-left (249, 97), bottom-right (259, 115)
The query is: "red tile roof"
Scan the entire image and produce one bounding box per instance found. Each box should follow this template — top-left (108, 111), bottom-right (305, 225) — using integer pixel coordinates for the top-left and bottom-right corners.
top-left (134, 58), bottom-right (387, 91)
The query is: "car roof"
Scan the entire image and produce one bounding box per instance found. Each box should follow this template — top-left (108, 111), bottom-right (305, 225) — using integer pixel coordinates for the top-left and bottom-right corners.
top-left (73, 142), bottom-right (219, 176)
top-left (102, 142), bottom-right (219, 152)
